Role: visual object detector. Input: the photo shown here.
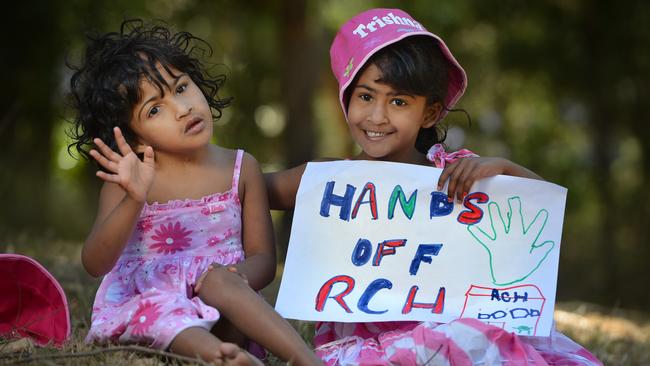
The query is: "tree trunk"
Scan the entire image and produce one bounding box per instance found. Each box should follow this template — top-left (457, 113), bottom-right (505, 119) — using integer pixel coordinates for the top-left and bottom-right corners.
top-left (0, 2), bottom-right (62, 235)
top-left (277, 0), bottom-right (323, 260)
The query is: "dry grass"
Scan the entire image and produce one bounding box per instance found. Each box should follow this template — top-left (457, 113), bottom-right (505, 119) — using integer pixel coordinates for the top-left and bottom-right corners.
top-left (554, 302), bottom-right (650, 365)
top-left (1, 239), bottom-right (649, 365)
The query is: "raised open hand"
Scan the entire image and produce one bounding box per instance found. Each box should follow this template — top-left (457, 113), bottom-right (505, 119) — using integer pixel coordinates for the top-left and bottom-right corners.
top-left (89, 127), bottom-right (155, 203)
top-left (466, 196), bottom-right (555, 286)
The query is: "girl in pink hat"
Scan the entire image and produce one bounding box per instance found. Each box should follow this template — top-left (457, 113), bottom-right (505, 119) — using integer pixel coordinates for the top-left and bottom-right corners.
top-left (68, 19), bottom-right (322, 366)
top-left (264, 8), bottom-right (602, 366)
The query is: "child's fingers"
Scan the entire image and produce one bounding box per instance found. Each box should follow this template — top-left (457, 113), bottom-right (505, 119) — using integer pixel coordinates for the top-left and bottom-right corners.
top-left (142, 146), bottom-right (155, 166)
top-left (223, 266), bottom-right (249, 284)
top-left (195, 265), bottom-right (245, 293)
top-left (208, 263), bottom-right (223, 271)
top-left (445, 160), bottom-right (467, 202)
top-left (207, 264), bottom-right (240, 274)
top-left (194, 271), bottom-right (210, 293)
top-left (89, 149), bottom-right (118, 173)
top-left (437, 162), bottom-right (459, 191)
top-left (113, 127), bottom-right (135, 157)
top-left (195, 264), bottom-right (228, 291)
top-left (95, 170), bottom-right (120, 184)
top-left (460, 178), bottom-right (474, 202)
top-left (226, 267), bottom-right (248, 283)
top-left (456, 166), bottom-right (476, 202)
top-left (93, 138), bottom-right (122, 162)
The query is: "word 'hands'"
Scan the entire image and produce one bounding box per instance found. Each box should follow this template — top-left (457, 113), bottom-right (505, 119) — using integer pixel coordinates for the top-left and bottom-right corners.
top-left (89, 127), bottom-right (155, 203)
top-left (467, 196), bottom-right (555, 286)
top-left (194, 264), bottom-right (249, 294)
top-left (438, 157), bottom-right (512, 203)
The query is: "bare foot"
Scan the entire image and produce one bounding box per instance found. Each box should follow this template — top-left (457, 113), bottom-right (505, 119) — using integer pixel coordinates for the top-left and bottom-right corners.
top-left (218, 342), bottom-right (264, 366)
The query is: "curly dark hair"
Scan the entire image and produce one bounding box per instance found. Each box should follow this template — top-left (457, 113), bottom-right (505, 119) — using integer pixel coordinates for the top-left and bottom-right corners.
top-left (344, 36), bottom-right (470, 154)
top-left (67, 19), bottom-right (232, 161)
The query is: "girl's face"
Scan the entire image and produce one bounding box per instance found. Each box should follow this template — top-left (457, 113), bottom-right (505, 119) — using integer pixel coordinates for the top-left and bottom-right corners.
top-left (347, 63), bottom-right (438, 163)
top-left (129, 63), bottom-right (213, 157)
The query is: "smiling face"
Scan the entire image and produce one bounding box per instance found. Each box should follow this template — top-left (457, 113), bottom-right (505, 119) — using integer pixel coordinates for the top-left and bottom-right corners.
top-left (129, 63), bottom-right (213, 157)
top-left (347, 64), bottom-right (440, 163)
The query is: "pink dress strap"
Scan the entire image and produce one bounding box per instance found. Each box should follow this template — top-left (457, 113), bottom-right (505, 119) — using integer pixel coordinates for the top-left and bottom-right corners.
top-left (232, 149), bottom-right (244, 193)
top-left (426, 143), bottom-right (479, 169)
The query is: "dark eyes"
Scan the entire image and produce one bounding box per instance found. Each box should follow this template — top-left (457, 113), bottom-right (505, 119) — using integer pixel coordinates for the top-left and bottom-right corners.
top-left (148, 106), bottom-right (160, 117)
top-left (391, 98), bottom-right (407, 107)
top-left (356, 93), bottom-right (408, 107)
top-left (146, 82), bottom-right (188, 118)
top-left (359, 93), bottom-right (372, 101)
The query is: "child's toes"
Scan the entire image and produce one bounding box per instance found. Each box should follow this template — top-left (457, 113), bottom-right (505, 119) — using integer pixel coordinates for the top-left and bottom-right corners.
top-left (218, 342), bottom-right (265, 366)
top-left (226, 351), bottom-right (264, 366)
top-left (218, 342), bottom-right (241, 359)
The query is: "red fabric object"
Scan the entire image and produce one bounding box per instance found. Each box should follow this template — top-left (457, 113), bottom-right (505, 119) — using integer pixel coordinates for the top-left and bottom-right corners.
top-left (0, 254), bottom-right (70, 346)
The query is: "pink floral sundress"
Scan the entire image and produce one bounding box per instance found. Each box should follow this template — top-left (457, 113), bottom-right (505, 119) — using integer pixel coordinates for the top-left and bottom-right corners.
top-left (86, 149), bottom-right (246, 350)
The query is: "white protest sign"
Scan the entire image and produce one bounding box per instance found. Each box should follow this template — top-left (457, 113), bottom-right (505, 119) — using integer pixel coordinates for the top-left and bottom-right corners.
top-left (275, 160), bottom-right (567, 336)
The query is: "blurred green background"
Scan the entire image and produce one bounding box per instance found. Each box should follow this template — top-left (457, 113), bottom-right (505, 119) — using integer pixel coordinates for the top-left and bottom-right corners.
top-left (1, 0), bottom-right (648, 313)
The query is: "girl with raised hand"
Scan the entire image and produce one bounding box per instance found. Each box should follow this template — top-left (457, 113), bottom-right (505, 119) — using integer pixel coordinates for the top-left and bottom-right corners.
top-left (265, 8), bottom-right (601, 366)
top-left (68, 19), bottom-right (322, 366)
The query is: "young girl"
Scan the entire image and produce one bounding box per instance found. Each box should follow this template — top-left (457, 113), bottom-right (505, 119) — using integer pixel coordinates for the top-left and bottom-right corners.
top-left (264, 8), bottom-right (602, 366)
top-left (68, 20), bottom-right (322, 366)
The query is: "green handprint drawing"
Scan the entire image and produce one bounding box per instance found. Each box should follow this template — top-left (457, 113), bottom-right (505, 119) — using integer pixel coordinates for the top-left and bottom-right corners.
top-left (467, 196), bottom-right (555, 286)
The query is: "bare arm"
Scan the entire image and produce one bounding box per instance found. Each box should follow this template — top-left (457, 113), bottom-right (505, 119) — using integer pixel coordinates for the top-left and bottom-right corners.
top-left (82, 183), bottom-right (144, 277)
top-left (233, 152), bottom-right (277, 290)
top-left (501, 159), bottom-right (544, 180)
top-left (263, 163), bottom-right (307, 210)
top-left (82, 127), bottom-right (155, 277)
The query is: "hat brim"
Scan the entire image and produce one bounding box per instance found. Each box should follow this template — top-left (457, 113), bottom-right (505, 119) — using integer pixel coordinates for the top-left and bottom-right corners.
top-left (0, 254), bottom-right (71, 346)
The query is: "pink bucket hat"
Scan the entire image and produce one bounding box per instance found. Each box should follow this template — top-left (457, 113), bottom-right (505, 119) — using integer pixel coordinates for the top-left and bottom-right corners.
top-left (0, 254), bottom-right (71, 346)
top-left (330, 8), bottom-right (467, 121)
